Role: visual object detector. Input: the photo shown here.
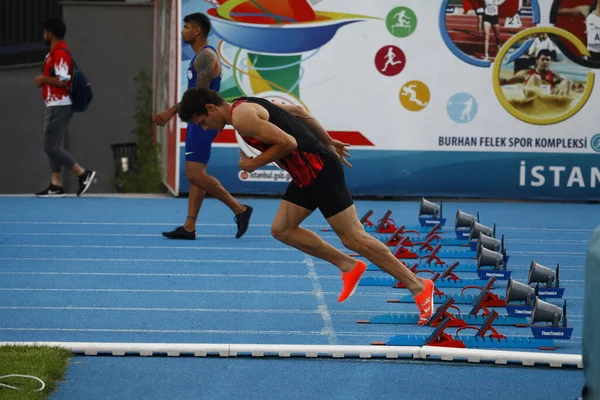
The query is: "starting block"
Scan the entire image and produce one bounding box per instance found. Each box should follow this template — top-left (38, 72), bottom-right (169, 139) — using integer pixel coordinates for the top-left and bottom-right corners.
top-left (365, 259), bottom-right (510, 277)
top-left (377, 241), bottom-right (510, 264)
top-left (529, 297), bottom-right (573, 340)
top-left (358, 297), bottom-right (528, 327)
top-left (378, 224), bottom-right (470, 248)
top-left (505, 275), bottom-right (565, 318)
top-left (387, 277), bottom-right (507, 306)
top-left (364, 243), bottom-right (511, 277)
top-left (418, 198), bottom-right (447, 228)
top-left (528, 261), bottom-right (564, 298)
top-left (360, 262), bottom-right (505, 289)
top-left (372, 311), bottom-right (556, 350)
top-left (455, 209), bottom-right (479, 238)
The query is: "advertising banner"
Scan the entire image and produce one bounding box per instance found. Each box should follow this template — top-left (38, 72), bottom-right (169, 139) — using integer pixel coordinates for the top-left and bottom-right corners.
top-left (156, 0), bottom-right (600, 199)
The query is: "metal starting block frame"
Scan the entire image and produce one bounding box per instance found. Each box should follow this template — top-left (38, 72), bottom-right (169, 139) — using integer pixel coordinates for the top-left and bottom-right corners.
top-left (360, 262), bottom-right (507, 288)
top-left (372, 311), bottom-right (556, 350)
top-left (387, 277), bottom-right (507, 306)
top-left (358, 297), bottom-right (528, 327)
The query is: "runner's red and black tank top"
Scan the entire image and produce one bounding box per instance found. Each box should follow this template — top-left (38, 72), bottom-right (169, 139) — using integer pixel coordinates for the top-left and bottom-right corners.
top-left (231, 97), bottom-right (329, 188)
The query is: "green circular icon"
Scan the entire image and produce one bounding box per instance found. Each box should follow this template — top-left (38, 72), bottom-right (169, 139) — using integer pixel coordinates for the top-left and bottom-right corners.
top-left (386, 7), bottom-right (417, 38)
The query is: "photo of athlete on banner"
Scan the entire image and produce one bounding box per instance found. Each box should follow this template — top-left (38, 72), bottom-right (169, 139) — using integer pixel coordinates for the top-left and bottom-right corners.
top-left (550, 0), bottom-right (600, 68)
top-left (494, 28), bottom-right (594, 124)
top-left (442, 0), bottom-right (538, 64)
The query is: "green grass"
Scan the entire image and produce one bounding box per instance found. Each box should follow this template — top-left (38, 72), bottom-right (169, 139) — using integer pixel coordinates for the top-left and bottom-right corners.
top-left (0, 345), bottom-right (72, 400)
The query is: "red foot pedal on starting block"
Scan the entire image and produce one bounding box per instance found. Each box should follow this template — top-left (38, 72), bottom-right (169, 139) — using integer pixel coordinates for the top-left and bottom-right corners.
top-left (440, 261), bottom-right (461, 281)
top-left (393, 262), bottom-right (459, 288)
top-left (426, 298), bottom-right (466, 328)
top-left (375, 309), bottom-right (556, 349)
top-left (384, 227), bottom-right (415, 247)
top-left (427, 311), bottom-right (508, 348)
top-left (460, 277), bottom-right (505, 307)
top-left (393, 246), bottom-right (419, 259)
top-left (374, 210), bottom-right (397, 233)
top-left (391, 273), bottom-right (445, 297)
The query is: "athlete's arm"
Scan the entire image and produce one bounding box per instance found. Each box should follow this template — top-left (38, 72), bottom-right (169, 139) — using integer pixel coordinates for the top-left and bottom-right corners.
top-left (233, 103), bottom-right (298, 172)
top-left (278, 104), bottom-right (332, 145)
top-left (557, 6), bottom-right (590, 16)
top-left (156, 49), bottom-right (220, 126)
top-left (553, 71), bottom-right (566, 85)
top-left (500, 69), bottom-right (528, 85)
top-left (278, 104), bottom-right (352, 168)
top-left (194, 48), bottom-right (220, 89)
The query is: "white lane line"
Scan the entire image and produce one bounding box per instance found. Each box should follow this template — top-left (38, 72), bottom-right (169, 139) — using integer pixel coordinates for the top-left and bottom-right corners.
top-left (0, 271), bottom-right (586, 284)
top-left (0, 221), bottom-right (594, 232)
top-left (304, 254), bottom-right (337, 345)
top-left (510, 251), bottom-right (586, 256)
top-left (0, 306), bottom-right (583, 319)
top-left (0, 232), bottom-right (278, 238)
top-left (0, 258), bottom-right (304, 264)
top-left (0, 244), bottom-right (296, 251)
top-left (0, 327), bottom-right (584, 341)
top-left (0, 232), bottom-right (587, 244)
top-left (0, 244), bottom-right (588, 255)
top-left (0, 221), bottom-right (323, 228)
top-left (0, 288), bottom-right (585, 299)
top-left (0, 272), bottom-right (312, 278)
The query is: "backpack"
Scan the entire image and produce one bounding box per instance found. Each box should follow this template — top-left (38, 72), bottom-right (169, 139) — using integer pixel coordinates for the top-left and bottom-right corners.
top-left (53, 47), bottom-right (93, 112)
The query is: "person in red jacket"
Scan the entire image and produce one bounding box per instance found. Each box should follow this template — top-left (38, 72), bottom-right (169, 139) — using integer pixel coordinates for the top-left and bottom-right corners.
top-left (34, 18), bottom-right (96, 198)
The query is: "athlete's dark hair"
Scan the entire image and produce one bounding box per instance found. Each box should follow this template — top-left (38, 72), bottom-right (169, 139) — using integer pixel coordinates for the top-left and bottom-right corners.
top-left (43, 17), bottom-right (66, 39)
top-left (537, 49), bottom-right (553, 60)
top-left (183, 13), bottom-right (211, 37)
top-left (178, 88), bottom-right (225, 122)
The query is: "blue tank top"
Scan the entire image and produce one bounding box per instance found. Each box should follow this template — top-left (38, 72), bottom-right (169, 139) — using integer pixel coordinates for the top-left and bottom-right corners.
top-left (187, 45), bottom-right (221, 91)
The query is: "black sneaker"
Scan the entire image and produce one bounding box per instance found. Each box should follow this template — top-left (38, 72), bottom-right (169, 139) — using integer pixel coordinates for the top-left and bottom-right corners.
top-left (35, 183), bottom-right (65, 198)
top-left (162, 226), bottom-right (196, 240)
top-left (234, 205), bottom-right (253, 239)
top-left (77, 170), bottom-right (96, 197)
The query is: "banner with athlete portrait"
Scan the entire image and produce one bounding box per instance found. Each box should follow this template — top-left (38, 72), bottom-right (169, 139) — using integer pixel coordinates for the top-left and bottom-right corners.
top-left (155, 0), bottom-right (600, 200)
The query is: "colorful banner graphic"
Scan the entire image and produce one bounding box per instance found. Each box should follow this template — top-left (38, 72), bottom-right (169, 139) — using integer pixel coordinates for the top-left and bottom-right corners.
top-left (155, 0), bottom-right (600, 200)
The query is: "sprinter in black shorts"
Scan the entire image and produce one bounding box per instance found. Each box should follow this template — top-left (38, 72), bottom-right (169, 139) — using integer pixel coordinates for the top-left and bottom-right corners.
top-left (177, 87), bottom-right (435, 325)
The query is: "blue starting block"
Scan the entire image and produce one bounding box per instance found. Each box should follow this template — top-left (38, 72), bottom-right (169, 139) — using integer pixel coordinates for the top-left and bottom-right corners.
top-left (372, 311), bottom-right (556, 350)
top-left (360, 262), bottom-right (506, 288)
top-left (358, 298), bottom-right (528, 327)
top-left (321, 210), bottom-right (448, 234)
top-left (366, 257), bottom-right (510, 278)
top-left (365, 240), bottom-right (511, 266)
top-left (418, 198), bottom-right (447, 228)
top-left (529, 298), bottom-right (574, 340)
top-left (359, 275), bottom-right (494, 288)
top-left (387, 278), bottom-right (507, 306)
top-left (377, 224), bottom-right (469, 248)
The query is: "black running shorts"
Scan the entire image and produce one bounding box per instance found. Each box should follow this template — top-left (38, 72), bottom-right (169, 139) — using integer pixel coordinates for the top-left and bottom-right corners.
top-left (483, 14), bottom-right (499, 25)
top-left (282, 152), bottom-right (354, 219)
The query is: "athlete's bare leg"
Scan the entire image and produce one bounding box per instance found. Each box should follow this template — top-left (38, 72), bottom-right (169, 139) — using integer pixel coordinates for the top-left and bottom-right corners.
top-left (185, 161), bottom-right (246, 215)
top-left (271, 200), bottom-right (358, 273)
top-left (183, 182), bottom-right (206, 232)
top-left (271, 201), bottom-right (424, 295)
top-left (493, 24), bottom-right (502, 50)
top-left (326, 204), bottom-right (424, 294)
top-left (483, 21), bottom-right (492, 59)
